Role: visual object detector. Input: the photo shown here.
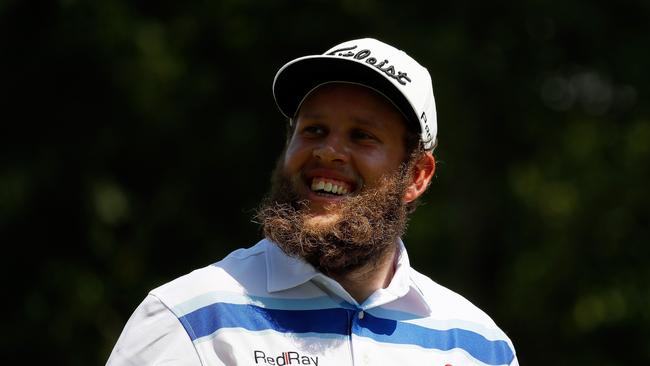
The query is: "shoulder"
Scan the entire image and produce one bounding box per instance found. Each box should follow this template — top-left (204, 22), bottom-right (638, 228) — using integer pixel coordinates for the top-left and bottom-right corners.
top-left (109, 241), bottom-right (273, 365)
top-left (107, 294), bottom-right (202, 365)
top-left (409, 268), bottom-right (513, 340)
top-left (409, 268), bottom-right (518, 364)
top-left (150, 240), bottom-right (270, 315)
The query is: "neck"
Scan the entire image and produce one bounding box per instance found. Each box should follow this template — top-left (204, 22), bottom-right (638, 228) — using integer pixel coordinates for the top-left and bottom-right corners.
top-left (330, 244), bottom-right (399, 304)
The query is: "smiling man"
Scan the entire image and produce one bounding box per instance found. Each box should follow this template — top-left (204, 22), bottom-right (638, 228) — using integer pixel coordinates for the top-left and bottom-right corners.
top-left (107, 38), bottom-right (518, 366)
top-left (259, 82), bottom-right (433, 303)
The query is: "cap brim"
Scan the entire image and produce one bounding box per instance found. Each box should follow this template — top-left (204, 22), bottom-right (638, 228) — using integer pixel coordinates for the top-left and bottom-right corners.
top-left (273, 55), bottom-right (420, 132)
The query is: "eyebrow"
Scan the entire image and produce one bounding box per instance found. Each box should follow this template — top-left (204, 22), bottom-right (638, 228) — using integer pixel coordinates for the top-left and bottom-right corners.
top-left (299, 113), bottom-right (377, 128)
top-left (298, 112), bottom-right (325, 120)
top-left (351, 116), bottom-right (378, 128)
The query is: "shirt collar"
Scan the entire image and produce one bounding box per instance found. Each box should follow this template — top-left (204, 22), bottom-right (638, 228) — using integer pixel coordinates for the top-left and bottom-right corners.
top-left (265, 239), bottom-right (320, 293)
top-left (264, 238), bottom-right (431, 313)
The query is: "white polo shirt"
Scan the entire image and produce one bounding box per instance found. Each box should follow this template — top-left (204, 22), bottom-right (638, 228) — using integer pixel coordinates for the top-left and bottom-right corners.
top-left (107, 239), bottom-right (518, 366)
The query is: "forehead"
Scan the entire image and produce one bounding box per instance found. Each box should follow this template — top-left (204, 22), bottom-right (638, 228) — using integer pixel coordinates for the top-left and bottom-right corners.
top-left (296, 83), bottom-right (407, 126)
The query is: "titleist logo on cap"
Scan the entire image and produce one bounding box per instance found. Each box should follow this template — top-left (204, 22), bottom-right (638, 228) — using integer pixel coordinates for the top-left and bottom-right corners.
top-left (326, 45), bottom-right (412, 86)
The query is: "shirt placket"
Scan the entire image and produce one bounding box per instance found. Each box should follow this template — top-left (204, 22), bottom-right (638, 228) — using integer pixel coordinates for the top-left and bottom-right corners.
top-left (347, 308), bottom-right (368, 366)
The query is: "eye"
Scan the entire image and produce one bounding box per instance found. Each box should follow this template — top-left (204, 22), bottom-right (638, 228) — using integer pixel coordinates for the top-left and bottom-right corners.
top-left (301, 124), bottom-right (327, 137)
top-left (351, 129), bottom-right (378, 142)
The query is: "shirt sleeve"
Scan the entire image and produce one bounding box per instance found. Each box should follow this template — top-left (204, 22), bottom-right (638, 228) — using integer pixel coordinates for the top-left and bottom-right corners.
top-left (509, 354), bottom-right (520, 366)
top-left (106, 294), bottom-right (202, 366)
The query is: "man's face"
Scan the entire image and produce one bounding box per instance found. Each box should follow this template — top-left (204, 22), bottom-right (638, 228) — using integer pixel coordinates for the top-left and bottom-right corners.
top-left (256, 83), bottom-right (420, 276)
top-left (282, 83), bottom-right (409, 222)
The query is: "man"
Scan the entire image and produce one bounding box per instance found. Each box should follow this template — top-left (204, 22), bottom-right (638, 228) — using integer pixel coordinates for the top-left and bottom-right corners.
top-left (107, 38), bottom-right (518, 366)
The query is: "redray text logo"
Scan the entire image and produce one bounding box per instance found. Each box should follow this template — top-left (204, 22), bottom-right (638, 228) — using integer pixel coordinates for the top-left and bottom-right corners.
top-left (253, 350), bottom-right (319, 365)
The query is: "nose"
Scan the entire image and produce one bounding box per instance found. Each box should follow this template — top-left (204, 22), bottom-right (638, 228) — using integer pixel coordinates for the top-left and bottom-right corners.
top-left (313, 138), bottom-right (347, 164)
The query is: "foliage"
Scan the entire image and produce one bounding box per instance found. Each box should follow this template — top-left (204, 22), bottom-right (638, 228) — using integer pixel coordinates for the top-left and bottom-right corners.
top-left (1, 0), bottom-right (648, 364)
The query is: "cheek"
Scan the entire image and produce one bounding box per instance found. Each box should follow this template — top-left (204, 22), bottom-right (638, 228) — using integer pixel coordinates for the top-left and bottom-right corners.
top-left (283, 141), bottom-right (310, 173)
top-left (360, 150), bottom-right (404, 174)
top-left (356, 156), bottom-right (406, 188)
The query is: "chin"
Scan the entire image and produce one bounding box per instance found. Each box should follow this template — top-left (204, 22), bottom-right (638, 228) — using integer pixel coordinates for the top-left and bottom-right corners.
top-left (304, 212), bottom-right (341, 228)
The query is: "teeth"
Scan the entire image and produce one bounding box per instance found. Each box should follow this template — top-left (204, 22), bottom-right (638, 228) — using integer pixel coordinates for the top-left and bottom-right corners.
top-left (310, 178), bottom-right (350, 195)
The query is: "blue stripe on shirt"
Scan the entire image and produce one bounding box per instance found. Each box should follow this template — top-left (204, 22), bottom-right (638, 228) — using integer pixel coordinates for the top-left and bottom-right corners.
top-left (178, 302), bottom-right (514, 365)
top-left (356, 311), bottom-right (514, 365)
top-left (179, 302), bottom-right (350, 339)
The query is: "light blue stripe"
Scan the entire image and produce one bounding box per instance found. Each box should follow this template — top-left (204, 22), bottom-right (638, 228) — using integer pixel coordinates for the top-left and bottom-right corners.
top-left (366, 306), bottom-right (425, 321)
top-left (172, 291), bottom-right (339, 317)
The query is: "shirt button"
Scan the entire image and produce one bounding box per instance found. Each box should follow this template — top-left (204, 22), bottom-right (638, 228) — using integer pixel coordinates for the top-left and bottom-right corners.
top-left (358, 311), bottom-right (365, 319)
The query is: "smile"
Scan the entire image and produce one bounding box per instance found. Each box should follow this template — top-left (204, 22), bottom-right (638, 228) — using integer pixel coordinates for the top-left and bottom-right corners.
top-left (310, 177), bottom-right (351, 196)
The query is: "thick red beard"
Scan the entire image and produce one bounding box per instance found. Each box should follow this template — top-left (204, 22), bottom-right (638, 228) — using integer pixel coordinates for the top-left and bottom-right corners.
top-left (255, 160), bottom-right (412, 277)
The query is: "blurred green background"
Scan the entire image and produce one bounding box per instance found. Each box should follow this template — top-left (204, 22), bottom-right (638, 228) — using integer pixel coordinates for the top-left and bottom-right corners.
top-left (1, 0), bottom-right (649, 364)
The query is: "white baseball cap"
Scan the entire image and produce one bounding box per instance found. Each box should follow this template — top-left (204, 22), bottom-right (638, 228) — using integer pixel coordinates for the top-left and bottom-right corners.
top-left (273, 38), bottom-right (437, 150)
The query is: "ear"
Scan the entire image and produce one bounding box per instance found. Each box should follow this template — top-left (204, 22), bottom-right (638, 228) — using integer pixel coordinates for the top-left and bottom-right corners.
top-left (403, 152), bottom-right (436, 203)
